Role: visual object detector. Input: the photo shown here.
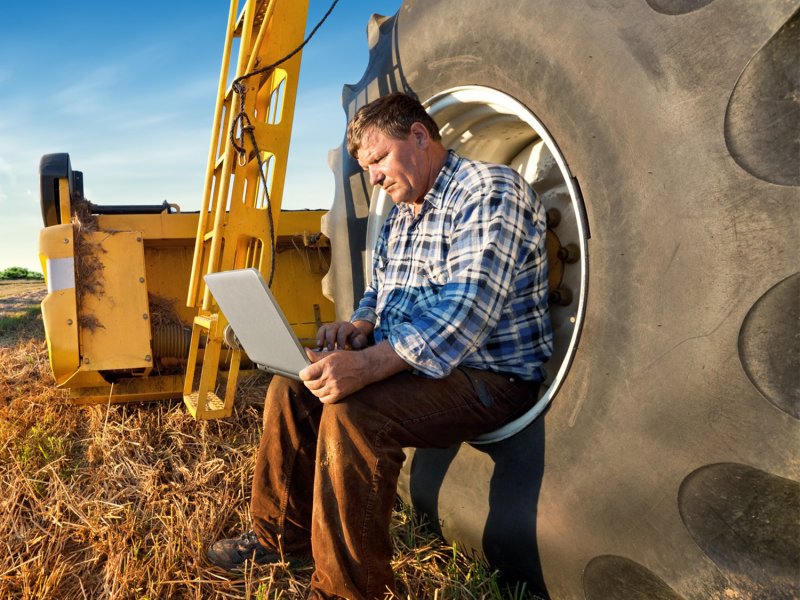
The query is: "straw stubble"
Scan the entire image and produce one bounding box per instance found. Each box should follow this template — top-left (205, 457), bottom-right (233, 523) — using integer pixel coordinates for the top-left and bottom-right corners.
top-left (1, 315), bottom-right (536, 599)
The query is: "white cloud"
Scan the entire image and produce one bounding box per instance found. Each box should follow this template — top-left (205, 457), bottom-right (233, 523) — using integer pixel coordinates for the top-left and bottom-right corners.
top-left (0, 156), bottom-right (13, 176)
top-left (0, 156), bottom-right (19, 209)
top-left (1, 213), bottom-right (42, 271)
top-left (50, 66), bottom-right (120, 117)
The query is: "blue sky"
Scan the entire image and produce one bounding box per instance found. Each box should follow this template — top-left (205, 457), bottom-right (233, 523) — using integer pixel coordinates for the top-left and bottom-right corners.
top-left (0, 0), bottom-right (400, 272)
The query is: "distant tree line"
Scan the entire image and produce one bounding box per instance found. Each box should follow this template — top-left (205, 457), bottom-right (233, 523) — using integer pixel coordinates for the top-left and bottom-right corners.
top-left (0, 267), bottom-right (44, 280)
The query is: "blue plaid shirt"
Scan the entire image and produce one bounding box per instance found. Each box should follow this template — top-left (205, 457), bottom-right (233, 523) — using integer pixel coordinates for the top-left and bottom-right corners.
top-left (351, 151), bottom-right (552, 381)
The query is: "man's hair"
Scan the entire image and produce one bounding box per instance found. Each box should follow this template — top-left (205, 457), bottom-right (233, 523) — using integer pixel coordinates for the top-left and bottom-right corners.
top-left (346, 92), bottom-right (442, 159)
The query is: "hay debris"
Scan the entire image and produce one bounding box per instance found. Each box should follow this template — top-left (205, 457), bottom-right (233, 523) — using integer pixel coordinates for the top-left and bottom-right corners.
top-left (73, 232), bottom-right (105, 298)
top-left (148, 294), bottom-right (185, 330)
top-left (72, 208), bottom-right (106, 302)
top-left (71, 194), bottom-right (98, 233)
top-left (71, 195), bottom-right (106, 333)
top-left (0, 319), bottom-right (540, 599)
top-left (78, 314), bottom-right (105, 333)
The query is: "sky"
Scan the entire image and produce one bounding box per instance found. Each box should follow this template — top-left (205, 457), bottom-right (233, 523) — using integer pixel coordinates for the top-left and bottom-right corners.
top-left (0, 0), bottom-right (401, 272)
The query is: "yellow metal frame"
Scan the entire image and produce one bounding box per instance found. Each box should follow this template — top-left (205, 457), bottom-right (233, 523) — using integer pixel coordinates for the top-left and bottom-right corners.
top-left (37, 205), bottom-right (332, 407)
top-left (184, 0), bottom-right (311, 419)
top-left (36, 0), bottom-right (335, 413)
top-left (78, 231), bottom-right (152, 371)
top-left (38, 182), bottom-right (198, 401)
top-left (39, 224), bottom-right (80, 384)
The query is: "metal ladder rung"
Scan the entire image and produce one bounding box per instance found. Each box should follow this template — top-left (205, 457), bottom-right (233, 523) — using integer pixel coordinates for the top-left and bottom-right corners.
top-left (184, 0), bottom-right (309, 420)
top-left (183, 390), bottom-right (228, 419)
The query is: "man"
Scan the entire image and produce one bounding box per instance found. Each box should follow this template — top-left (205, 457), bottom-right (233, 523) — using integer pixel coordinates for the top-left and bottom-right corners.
top-left (207, 92), bottom-right (552, 599)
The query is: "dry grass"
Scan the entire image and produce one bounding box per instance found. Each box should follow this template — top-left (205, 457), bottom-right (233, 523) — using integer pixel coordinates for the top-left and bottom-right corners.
top-left (0, 308), bottom-right (537, 600)
top-left (0, 281), bottom-right (46, 344)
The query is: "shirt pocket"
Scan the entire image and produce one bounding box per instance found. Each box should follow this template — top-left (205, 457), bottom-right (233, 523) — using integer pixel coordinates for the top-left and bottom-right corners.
top-left (411, 259), bottom-right (449, 315)
top-left (418, 258), bottom-right (449, 295)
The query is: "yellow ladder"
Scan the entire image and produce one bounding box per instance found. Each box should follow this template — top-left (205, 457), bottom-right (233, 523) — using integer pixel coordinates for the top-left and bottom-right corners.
top-left (184, 0), bottom-right (310, 419)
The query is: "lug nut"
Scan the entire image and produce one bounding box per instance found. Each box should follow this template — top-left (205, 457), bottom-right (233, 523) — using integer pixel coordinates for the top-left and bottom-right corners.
top-left (546, 208), bottom-right (561, 228)
top-left (549, 287), bottom-right (573, 306)
top-left (557, 243), bottom-right (580, 264)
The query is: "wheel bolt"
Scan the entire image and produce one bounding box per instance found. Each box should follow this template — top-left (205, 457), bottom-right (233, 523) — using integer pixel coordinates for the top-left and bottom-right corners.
top-left (546, 208), bottom-right (561, 228)
top-left (557, 243), bottom-right (580, 264)
top-left (549, 287), bottom-right (573, 306)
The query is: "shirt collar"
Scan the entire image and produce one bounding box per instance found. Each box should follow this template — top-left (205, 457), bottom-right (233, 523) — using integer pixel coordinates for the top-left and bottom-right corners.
top-left (396, 150), bottom-right (461, 216)
top-left (424, 149), bottom-right (461, 209)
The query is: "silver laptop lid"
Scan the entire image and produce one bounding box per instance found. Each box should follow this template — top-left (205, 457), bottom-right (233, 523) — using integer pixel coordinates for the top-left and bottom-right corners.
top-left (203, 268), bottom-right (310, 380)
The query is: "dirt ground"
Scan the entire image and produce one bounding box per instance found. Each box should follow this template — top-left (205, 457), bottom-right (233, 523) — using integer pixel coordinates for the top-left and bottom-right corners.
top-left (0, 277), bottom-right (536, 599)
top-left (0, 280), bottom-right (46, 347)
top-left (0, 280), bottom-right (46, 317)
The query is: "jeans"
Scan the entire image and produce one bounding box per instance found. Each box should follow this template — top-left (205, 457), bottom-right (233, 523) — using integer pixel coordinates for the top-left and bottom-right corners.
top-left (250, 367), bottom-right (539, 600)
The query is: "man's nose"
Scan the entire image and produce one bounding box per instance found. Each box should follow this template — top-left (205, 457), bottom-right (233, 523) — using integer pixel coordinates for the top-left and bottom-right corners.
top-left (368, 165), bottom-right (384, 186)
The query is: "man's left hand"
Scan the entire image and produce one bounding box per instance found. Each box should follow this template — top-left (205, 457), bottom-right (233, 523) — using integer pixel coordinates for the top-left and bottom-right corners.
top-left (300, 341), bottom-right (412, 404)
top-left (300, 349), bottom-right (369, 404)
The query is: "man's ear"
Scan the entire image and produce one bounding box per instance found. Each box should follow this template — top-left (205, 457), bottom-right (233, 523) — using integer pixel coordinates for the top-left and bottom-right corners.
top-left (410, 122), bottom-right (430, 149)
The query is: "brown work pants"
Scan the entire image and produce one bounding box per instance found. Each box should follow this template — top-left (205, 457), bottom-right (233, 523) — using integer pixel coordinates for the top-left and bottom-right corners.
top-left (250, 367), bottom-right (538, 600)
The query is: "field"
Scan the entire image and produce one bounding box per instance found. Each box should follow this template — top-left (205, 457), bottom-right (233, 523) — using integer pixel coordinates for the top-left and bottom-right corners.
top-left (0, 280), bottom-right (47, 344)
top-left (0, 281), bottom-right (535, 599)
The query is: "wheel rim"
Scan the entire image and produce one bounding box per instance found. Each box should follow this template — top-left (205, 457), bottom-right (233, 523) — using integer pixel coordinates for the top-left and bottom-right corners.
top-left (364, 85), bottom-right (589, 443)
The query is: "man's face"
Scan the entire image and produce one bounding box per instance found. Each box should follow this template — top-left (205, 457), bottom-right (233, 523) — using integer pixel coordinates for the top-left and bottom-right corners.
top-left (356, 124), bottom-right (430, 210)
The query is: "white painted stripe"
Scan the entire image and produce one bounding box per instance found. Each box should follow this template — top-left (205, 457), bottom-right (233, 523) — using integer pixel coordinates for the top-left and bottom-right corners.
top-left (46, 257), bottom-right (75, 293)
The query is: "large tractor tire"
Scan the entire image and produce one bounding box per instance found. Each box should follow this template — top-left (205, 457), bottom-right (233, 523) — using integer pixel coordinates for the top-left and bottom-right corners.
top-left (322, 2), bottom-right (800, 598)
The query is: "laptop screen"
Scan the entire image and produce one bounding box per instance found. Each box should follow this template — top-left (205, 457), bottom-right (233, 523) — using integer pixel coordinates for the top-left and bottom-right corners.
top-left (203, 269), bottom-right (310, 380)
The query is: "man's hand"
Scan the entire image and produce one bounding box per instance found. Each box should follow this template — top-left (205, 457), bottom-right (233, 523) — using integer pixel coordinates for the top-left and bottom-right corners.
top-left (316, 320), bottom-right (373, 351)
top-left (300, 349), bottom-right (368, 404)
top-left (300, 341), bottom-right (411, 404)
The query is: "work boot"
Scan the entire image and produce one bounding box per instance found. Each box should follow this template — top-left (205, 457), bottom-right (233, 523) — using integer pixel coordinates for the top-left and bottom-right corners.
top-left (206, 531), bottom-right (311, 571)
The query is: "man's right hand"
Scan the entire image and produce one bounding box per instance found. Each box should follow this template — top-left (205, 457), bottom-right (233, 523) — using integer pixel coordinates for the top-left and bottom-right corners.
top-left (316, 320), bottom-right (373, 351)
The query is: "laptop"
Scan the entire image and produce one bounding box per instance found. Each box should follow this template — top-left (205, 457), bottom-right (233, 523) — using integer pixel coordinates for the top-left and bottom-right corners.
top-left (203, 268), bottom-right (311, 380)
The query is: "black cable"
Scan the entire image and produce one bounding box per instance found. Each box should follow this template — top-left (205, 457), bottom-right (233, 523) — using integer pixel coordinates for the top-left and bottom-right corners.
top-left (228, 0), bottom-right (340, 287)
top-left (232, 0), bottom-right (340, 94)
